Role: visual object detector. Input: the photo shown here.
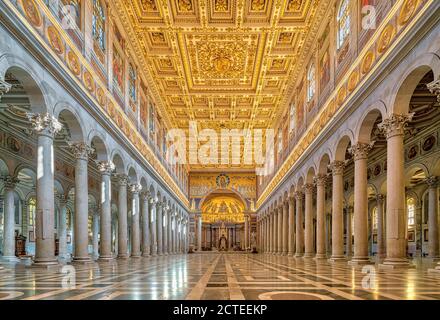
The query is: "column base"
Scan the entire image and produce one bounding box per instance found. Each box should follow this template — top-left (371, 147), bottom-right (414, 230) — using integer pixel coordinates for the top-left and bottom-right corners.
top-left (348, 257), bottom-right (372, 266)
top-left (378, 258), bottom-right (414, 270)
top-left (288, 252), bottom-right (295, 257)
top-left (303, 253), bottom-right (315, 259)
top-left (98, 255), bottom-right (114, 262)
top-left (72, 255), bottom-right (92, 264)
top-left (28, 258), bottom-right (59, 269)
top-left (0, 256), bottom-right (20, 263)
top-left (141, 253), bottom-right (151, 258)
top-left (328, 256), bottom-right (347, 263)
top-left (131, 254), bottom-right (142, 258)
top-left (314, 254), bottom-right (327, 260)
top-left (294, 253), bottom-right (304, 258)
top-left (117, 254), bottom-right (129, 259)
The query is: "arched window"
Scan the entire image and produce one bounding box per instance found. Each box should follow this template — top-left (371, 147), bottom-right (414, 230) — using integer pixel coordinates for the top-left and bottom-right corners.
top-left (92, 0), bottom-right (105, 51)
top-left (129, 64), bottom-right (137, 102)
top-left (337, 0), bottom-right (350, 49)
top-left (307, 64), bottom-right (316, 102)
top-left (407, 198), bottom-right (415, 226)
top-left (28, 197), bottom-right (36, 226)
top-left (277, 128), bottom-right (283, 154)
top-left (289, 103), bottom-right (296, 134)
top-left (372, 207), bottom-right (378, 230)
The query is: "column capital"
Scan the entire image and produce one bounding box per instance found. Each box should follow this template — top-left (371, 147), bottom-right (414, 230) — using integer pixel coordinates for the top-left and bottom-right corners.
top-left (129, 183), bottom-right (142, 194)
top-left (97, 160), bottom-right (115, 175)
top-left (2, 175), bottom-right (18, 190)
top-left (426, 176), bottom-right (439, 188)
top-left (57, 194), bottom-right (68, 206)
top-left (378, 113), bottom-right (413, 139)
top-left (294, 190), bottom-right (304, 201)
top-left (150, 196), bottom-right (159, 204)
top-left (141, 190), bottom-right (151, 201)
top-left (115, 173), bottom-right (129, 186)
top-left (376, 194), bottom-right (385, 203)
top-left (349, 142), bottom-right (374, 161)
top-left (0, 79), bottom-right (12, 98)
top-left (427, 79), bottom-right (440, 103)
top-left (329, 160), bottom-right (345, 176)
top-left (314, 174), bottom-right (327, 186)
top-left (304, 183), bottom-right (314, 194)
top-left (69, 142), bottom-right (94, 160)
top-left (27, 112), bottom-right (63, 137)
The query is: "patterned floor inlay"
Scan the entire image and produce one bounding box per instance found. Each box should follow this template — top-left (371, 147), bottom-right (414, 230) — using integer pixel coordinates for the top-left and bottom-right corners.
top-left (1, 253), bottom-right (440, 300)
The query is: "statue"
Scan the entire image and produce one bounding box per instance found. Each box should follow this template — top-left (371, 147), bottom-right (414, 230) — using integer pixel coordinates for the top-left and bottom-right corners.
top-left (250, 231), bottom-right (257, 253)
top-left (219, 233), bottom-right (228, 251)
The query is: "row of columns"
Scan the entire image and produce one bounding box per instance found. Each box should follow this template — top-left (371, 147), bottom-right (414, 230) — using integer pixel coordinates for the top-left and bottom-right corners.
top-left (0, 113), bottom-right (189, 266)
top-left (257, 114), bottom-right (440, 269)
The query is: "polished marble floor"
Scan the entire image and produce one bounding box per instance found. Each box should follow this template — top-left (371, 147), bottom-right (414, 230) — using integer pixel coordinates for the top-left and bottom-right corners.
top-left (1, 253), bottom-right (440, 300)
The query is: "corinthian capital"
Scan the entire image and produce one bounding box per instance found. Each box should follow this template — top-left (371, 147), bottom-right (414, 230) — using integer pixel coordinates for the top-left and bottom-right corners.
top-left (115, 173), bottom-right (128, 186)
top-left (304, 183), bottom-right (314, 194)
top-left (427, 79), bottom-right (440, 103)
top-left (130, 183), bottom-right (142, 194)
top-left (329, 161), bottom-right (345, 176)
top-left (314, 174), bottom-right (327, 186)
top-left (149, 196), bottom-right (159, 204)
top-left (426, 176), bottom-right (438, 188)
top-left (0, 79), bottom-right (12, 98)
top-left (69, 142), bottom-right (94, 160)
top-left (349, 142), bottom-right (374, 161)
top-left (378, 113), bottom-right (413, 139)
top-left (2, 175), bottom-right (18, 190)
top-left (27, 113), bottom-right (63, 137)
top-left (97, 161), bottom-right (115, 174)
top-left (294, 190), bottom-right (304, 200)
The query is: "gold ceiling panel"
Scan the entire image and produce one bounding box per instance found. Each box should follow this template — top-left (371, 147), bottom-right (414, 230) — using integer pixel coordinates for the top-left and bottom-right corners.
top-left (114, 0), bottom-right (324, 170)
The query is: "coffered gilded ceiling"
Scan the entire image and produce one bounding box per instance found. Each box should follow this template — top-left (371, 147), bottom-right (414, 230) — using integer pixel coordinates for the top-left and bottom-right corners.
top-left (114, 0), bottom-right (326, 169)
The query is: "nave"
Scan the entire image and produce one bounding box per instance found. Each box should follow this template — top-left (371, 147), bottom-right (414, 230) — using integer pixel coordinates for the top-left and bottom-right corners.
top-left (1, 253), bottom-right (440, 300)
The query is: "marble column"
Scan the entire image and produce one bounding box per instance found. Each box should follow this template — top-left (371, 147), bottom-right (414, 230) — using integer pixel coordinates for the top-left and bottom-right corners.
top-left (150, 197), bottom-right (158, 256)
top-left (57, 195), bottom-right (68, 260)
top-left (70, 142), bottom-right (93, 263)
top-left (329, 160), bottom-right (346, 262)
top-left (157, 202), bottom-right (163, 255)
top-left (315, 175), bottom-right (327, 259)
top-left (130, 184), bottom-right (142, 257)
top-left (116, 174), bottom-right (129, 259)
top-left (92, 208), bottom-right (100, 260)
top-left (276, 207), bottom-right (281, 254)
top-left (282, 201), bottom-right (288, 255)
top-left (376, 195), bottom-right (386, 259)
top-left (295, 191), bottom-right (304, 257)
top-left (269, 213), bottom-right (273, 253)
top-left (163, 207), bottom-right (169, 255)
top-left (349, 143), bottom-right (373, 265)
top-left (304, 183), bottom-right (314, 258)
top-left (427, 177), bottom-right (440, 260)
top-left (168, 210), bottom-right (173, 254)
top-left (346, 206), bottom-right (353, 257)
top-left (244, 215), bottom-right (249, 250)
top-left (379, 114), bottom-right (413, 268)
top-left (288, 197), bottom-right (295, 256)
top-left (141, 192), bottom-right (150, 257)
top-left (197, 214), bottom-right (202, 252)
top-left (97, 161), bottom-right (114, 260)
top-left (28, 113), bottom-right (62, 266)
top-left (1, 176), bottom-right (18, 261)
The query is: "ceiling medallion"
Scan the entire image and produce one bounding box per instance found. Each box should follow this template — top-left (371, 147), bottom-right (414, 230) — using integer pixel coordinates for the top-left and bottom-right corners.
top-left (286, 0), bottom-right (303, 12)
top-left (398, 0), bottom-right (419, 26)
top-left (178, 0), bottom-right (193, 12)
top-left (21, 0), bottom-right (42, 27)
top-left (140, 0), bottom-right (157, 11)
top-left (250, 0), bottom-right (266, 11)
top-left (215, 0), bottom-right (228, 12)
top-left (198, 42), bottom-right (246, 79)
